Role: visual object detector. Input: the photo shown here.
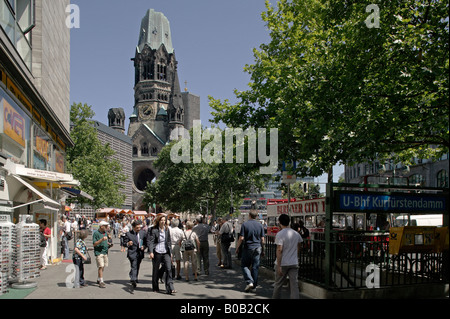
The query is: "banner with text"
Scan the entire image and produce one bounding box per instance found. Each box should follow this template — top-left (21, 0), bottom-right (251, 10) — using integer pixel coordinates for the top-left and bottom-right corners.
top-left (335, 192), bottom-right (447, 213)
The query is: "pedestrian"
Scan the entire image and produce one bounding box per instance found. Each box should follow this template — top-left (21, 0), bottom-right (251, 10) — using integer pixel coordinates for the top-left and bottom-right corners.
top-left (72, 230), bottom-right (89, 288)
top-left (236, 210), bottom-right (265, 292)
top-left (169, 218), bottom-right (184, 280)
top-left (272, 214), bottom-right (303, 299)
top-left (71, 217), bottom-right (78, 234)
top-left (114, 219), bottom-right (120, 238)
top-left (193, 215), bottom-right (210, 275)
top-left (93, 220), bottom-right (111, 288)
top-left (61, 215), bottom-right (72, 260)
top-left (148, 214), bottom-right (176, 294)
top-left (180, 220), bottom-right (200, 281)
top-left (125, 219), bottom-right (147, 289)
top-left (79, 218), bottom-right (86, 231)
top-left (213, 218), bottom-right (223, 267)
top-left (39, 219), bottom-right (51, 270)
top-left (218, 217), bottom-right (234, 269)
top-left (120, 221), bottom-right (129, 252)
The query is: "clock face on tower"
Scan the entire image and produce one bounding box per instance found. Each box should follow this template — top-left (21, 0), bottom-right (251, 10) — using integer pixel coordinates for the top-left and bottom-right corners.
top-left (139, 104), bottom-right (154, 119)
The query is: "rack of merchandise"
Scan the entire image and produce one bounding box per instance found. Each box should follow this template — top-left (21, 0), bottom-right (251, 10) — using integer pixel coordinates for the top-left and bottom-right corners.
top-left (12, 217), bottom-right (40, 288)
top-left (0, 251), bottom-right (4, 296)
top-left (0, 216), bottom-right (16, 295)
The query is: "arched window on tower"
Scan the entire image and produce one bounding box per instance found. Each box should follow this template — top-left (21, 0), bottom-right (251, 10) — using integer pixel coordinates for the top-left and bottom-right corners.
top-left (157, 64), bottom-right (167, 81)
top-left (132, 146), bottom-right (138, 157)
top-left (141, 142), bottom-right (149, 156)
top-left (143, 62), bottom-right (148, 80)
top-left (142, 61), bottom-right (154, 80)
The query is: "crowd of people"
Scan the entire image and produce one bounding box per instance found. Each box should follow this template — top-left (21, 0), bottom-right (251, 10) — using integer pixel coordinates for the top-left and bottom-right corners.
top-left (41, 211), bottom-right (305, 298)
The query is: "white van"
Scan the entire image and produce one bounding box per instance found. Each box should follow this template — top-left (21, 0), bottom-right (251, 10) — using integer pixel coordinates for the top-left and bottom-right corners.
top-left (395, 214), bottom-right (443, 227)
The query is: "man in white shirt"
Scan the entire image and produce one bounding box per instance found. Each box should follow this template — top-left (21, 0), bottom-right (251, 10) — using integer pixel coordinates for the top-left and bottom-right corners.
top-left (272, 214), bottom-right (303, 299)
top-left (62, 215), bottom-right (72, 260)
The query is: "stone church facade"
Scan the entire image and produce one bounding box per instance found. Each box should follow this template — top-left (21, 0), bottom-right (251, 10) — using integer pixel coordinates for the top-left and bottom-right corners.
top-left (127, 9), bottom-right (200, 210)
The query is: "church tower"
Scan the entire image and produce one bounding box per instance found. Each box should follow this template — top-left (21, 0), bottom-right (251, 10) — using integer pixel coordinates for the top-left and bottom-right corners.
top-left (128, 9), bottom-right (200, 210)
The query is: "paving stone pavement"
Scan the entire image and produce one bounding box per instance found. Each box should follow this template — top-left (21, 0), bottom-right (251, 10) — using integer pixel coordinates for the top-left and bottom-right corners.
top-left (23, 233), bottom-right (311, 300)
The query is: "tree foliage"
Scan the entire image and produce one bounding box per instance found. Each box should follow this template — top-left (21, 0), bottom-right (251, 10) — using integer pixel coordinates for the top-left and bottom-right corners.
top-left (66, 102), bottom-right (126, 209)
top-left (279, 181), bottom-right (321, 199)
top-left (210, 0), bottom-right (449, 177)
top-left (143, 126), bottom-right (269, 222)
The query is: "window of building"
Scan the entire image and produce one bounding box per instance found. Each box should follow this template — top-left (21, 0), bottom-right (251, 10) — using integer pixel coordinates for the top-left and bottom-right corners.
top-left (132, 146), bottom-right (138, 157)
top-left (32, 123), bottom-right (51, 170)
top-left (0, 86), bottom-right (31, 165)
top-left (437, 170), bottom-right (448, 188)
top-left (0, 0), bottom-right (35, 70)
top-left (157, 64), bottom-right (167, 81)
top-left (141, 142), bottom-right (148, 156)
top-left (1, 77), bottom-right (66, 173)
top-left (409, 174), bottom-right (425, 186)
top-left (53, 145), bottom-right (65, 173)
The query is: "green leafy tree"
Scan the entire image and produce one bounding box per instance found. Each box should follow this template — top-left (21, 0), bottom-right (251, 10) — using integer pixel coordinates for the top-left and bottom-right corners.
top-left (143, 126), bottom-right (269, 222)
top-left (210, 0), bottom-right (449, 179)
top-left (279, 181), bottom-right (321, 199)
top-left (66, 102), bottom-right (126, 209)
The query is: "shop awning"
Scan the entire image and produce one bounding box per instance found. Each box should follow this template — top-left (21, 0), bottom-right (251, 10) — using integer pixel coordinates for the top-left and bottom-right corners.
top-left (61, 187), bottom-right (94, 201)
top-left (9, 174), bottom-right (60, 211)
top-left (133, 211), bottom-right (148, 216)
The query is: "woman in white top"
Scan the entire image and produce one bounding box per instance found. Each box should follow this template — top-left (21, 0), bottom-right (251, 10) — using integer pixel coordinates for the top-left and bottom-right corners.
top-left (120, 221), bottom-right (129, 252)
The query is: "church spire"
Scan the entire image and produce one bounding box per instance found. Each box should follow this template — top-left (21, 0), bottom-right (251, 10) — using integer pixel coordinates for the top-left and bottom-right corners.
top-left (138, 9), bottom-right (173, 54)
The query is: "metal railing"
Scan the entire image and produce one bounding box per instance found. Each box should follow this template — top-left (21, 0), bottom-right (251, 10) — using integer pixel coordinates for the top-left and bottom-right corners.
top-left (262, 232), bottom-right (447, 290)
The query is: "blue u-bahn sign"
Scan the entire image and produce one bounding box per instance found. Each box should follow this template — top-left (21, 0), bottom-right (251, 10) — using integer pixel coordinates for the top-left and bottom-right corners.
top-left (335, 192), bottom-right (447, 213)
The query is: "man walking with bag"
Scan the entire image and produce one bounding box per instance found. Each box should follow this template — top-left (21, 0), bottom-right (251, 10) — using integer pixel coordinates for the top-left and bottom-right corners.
top-left (126, 219), bottom-right (147, 289)
top-left (218, 217), bottom-right (234, 269)
top-left (236, 210), bottom-right (265, 292)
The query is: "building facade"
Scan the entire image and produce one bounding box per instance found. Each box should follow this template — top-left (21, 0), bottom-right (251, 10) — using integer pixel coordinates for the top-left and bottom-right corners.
top-left (345, 155), bottom-right (449, 188)
top-left (94, 110), bottom-right (133, 209)
top-left (1, 0), bottom-right (73, 262)
top-left (128, 9), bottom-right (200, 210)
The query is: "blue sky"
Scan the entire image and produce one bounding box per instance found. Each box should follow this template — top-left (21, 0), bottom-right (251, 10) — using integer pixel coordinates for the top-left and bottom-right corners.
top-left (69, 0), bottom-right (343, 183)
top-left (70, 0), bottom-right (272, 126)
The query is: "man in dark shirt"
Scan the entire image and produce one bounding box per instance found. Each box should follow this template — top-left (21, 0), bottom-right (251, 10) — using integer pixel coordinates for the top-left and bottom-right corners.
top-left (193, 216), bottom-right (210, 275)
top-left (236, 211), bottom-right (265, 292)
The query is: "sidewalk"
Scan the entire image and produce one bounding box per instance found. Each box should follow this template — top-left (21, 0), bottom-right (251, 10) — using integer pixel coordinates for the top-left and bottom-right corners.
top-left (3, 233), bottom-right (312, 300)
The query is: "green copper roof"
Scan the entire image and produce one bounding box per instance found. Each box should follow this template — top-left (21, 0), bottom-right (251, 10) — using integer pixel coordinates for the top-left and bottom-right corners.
top-left (138, 9), bottom-right (173, 54)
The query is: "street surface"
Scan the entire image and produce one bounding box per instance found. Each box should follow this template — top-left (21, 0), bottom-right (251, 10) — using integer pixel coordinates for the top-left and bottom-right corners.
top-left (24, 233), bottom-right (311, 300)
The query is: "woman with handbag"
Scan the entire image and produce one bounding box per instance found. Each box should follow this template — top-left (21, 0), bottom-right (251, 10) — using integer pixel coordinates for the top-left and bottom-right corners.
top-left (73, 230), bottom-right (89, 288)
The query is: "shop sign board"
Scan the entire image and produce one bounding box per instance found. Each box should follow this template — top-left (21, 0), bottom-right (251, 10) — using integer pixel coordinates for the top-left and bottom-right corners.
top-left (5, 160), bottom-right (76, 183)
top-left (335, 191), bottom-right (447, 213)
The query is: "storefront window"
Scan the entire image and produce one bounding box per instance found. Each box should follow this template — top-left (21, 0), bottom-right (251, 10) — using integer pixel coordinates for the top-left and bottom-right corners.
top-left (0, 86), bottom-right (30, 165)
top-left (53, 144), bottom-right (65, 173)
top-left (32, 123), bottom-right (51, 170)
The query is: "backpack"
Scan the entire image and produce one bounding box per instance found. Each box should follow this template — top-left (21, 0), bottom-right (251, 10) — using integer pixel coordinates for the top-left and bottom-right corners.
top-left (220, 223), bottom-right (235, 244)
top-left (221, 231), bottom-right (234, 244)
top-left (182, 231), bottom-right (195, 251)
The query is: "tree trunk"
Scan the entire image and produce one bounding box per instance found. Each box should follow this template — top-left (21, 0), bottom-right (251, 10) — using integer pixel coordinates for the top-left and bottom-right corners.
top-left (327, 166), bottom-right (333, 184)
